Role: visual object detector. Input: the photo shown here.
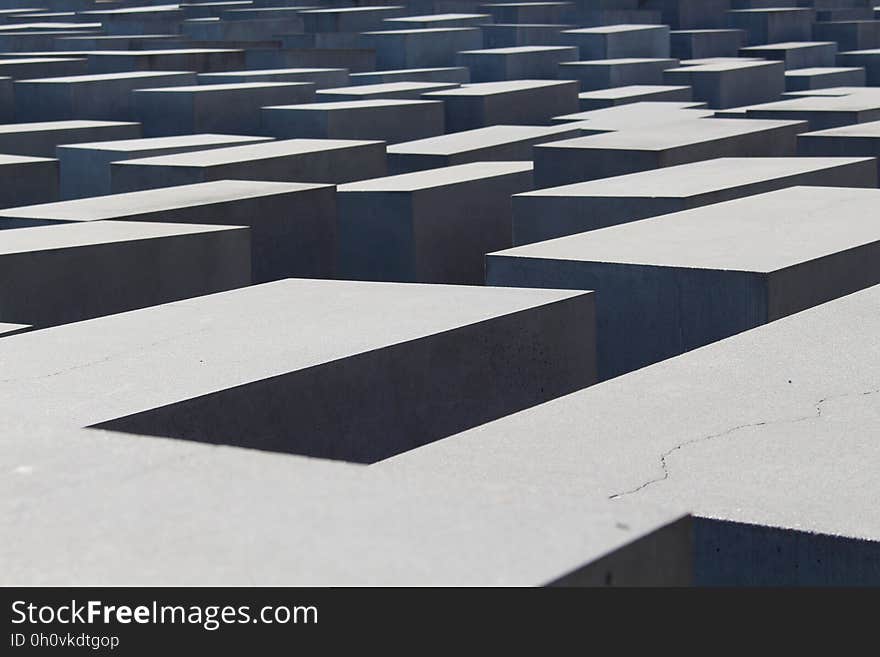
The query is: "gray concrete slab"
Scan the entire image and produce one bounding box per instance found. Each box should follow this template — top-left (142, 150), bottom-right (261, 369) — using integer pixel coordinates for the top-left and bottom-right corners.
top-left (197, 67), bottom-right (350, 89)
top-left (814, 20), bottom-right (880, 51)
top-left (576, 84), bottom-right (693, 110)
top-left (382, 283), bottom-right (880, 584)
top-left (0, 119), bottom-right (141, 157)
top-left (0, 278), bottom-right (596, 464)
top-left (316, 80), bottom-right (459, 101)
top-left (798, 119), bottom-right (880, 183)
top-left (424, 79), bottom-right (579, 132)
top-left (0, 179), bottom-right (335, 283)
top-left (261, 99), bottom-right (445, 144)
top-left (663, 60), bottom-right (785, 109)
top-left (727, 7), bottom-right (814, 46)
top-left (56, 133), bottom-right (273, 199)
top-left (785, 66), bottom-right (866, 91)
top-left (562, 24), bottom-right (670, 60)
top-left (0, 153), bottom-right (58, 208)
top-left (740, 41), bottom-right (837, 70)
top-left (533, 117), bottom-right (804, 186)
top-left (338, 161), bottom-right (533, 284)
top-left (560, 57), bottom-right (679, 91)
top-left (383, 12), bottom-right (490, 29)
top-left (14, 70), bottom-right (197, 121)
top-left (643, 0), bottom-right (733, 30)
top-left (349, 66), bottom-right (470, 85)
top-left (670, 29), bottom-right (745, 60)
top-left (362, 27), bottom-right (483, 69)
top-left (245, 47), bottom-right (376, 74)
top-left (0, 55), bottom-right (86, 78)
top-left (456, 45), bottom-right (578, 82)
top-left (133, 81), bottom-right (316, 137)
top-left (552, 101), bottom-right (713, 128)
top-left (480, 23), bottom-right (572, 48)
top-left (0, 220), bottom-right (250, 328)
top-left (110, 138), bottom-right (386, 192)
top-left (725, 94), bottom-right (880, 130)
top-left (489, 185), bottom-right (880, 379)
top-left (86, 48), bottom-right (246, 74)
top-left (513, 156), bottom-right (876, 244)
top-left (387, 123), bottom-right (584, 173)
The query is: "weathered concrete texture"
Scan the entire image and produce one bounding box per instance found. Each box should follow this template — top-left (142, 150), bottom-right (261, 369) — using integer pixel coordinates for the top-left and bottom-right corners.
top-left (741, 41), bottom-right (837, 70)
top-left (110, 139), bottom-right (387, 192)
top-left (0, 220), bottom-right (250, 328)
top-left (562, 24), bottom-right (670, 59)
top-left (560, 57), bottom-right (679, 91)
top-left (488, 186), bottom-right (880, 379)
top-left (86, 48), bottom-right (245, 74)
top-left (663, 60), bottom-right (785, 109)
top-left (197, 67), bottom-right (350, 89)
top-left (0, 180), bottom-right (336, 284)
top-left (0, 119), bottom-right (140, 157)
top-left (785, 66), bottom-right (866, 91)
top-left (798, 119), bottom-right (880, 183)
top-left (727, 7), bottom-right (814, 46)
top-left (261, 99), bottom-right (445, 144)
top-left (533, 117), bottom-right (804, 186)
top-left (14, 70), bottom-right (197, 121)
top-left (456, 45), bottom-right (578, 82)
top-left (362, 27), bottom-right (482, 69)
top-left (316, 80), bottom-right (459, 101)
top-left (424, 79), bottom-right (579, 132)
top-left (0, 56), bottom-right (86, 78)
top-left (56, 133), bottom-right (273, 199)
top-left (577, 84), bottom-right (693, 110)
top-left (133, 82), bottom-right (316, 137)
top-left (513, 157), bottom-right (876, 245)
top-left (382, 284), bottom-right (880, 585)
top-left (0, 428), bottom-right (690, 585)
top-left (387, 123), bottom-right (583, 173)
top-left (0, 154), bottom-right (58, 208)
top-left (350, 66), bottom-right (471, 85)
top-left (670, 29), bottom-right (745, 60)
top-left (338, 161), bottom-right (533, 284)
top-left (0, 279), bottom-right (596, 464)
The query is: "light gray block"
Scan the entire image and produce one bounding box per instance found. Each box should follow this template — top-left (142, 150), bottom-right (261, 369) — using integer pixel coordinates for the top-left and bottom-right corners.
top-left (338, 161), bottom-right (533, 284)
top-left (0, 180), bottom-right (336, 283)
top-left (489, 185), bottom-right (880, 379)
top-left (361, 27), bottom-right (482, 69)
top-left (110, 139), bottom-right (387, 192)
top-left (388, 123), bottom-right (584, 173)
top-left (14, 70), bottom-right (197, 121)
top-left (56, 133), bottom-right (273, 200)
top-left (0, 220), bottom-right (250, 328)
top-left (663, 60), bottom-right (785, 109)
top-left (456, 45), bottom-right (578, 82)
top-left (86, 49), bottom-right (246, 74)
top-left (729, 94), bottom-right (880, 130)
top-left (798, 119), bottom-right (880, 183)
top-left (785, 66), bottom-right (866, 91)
top-left (0, 154), bottom-right (58, 208)
top-left (562, 24), bottom-right (670, 60)
top-left (424, 80), bottom-right (579, 132)
top-left (382, 283), bottom-right (880, 585)
top-left (133, 82), bottom-right (316, 137)
top-left (513, 156), bottom-right (877, 244)
top-left (533, 118), bottom-right (805, 186)
top-left (197, 67), bottom-right (350, 89)
top-left (261, 99), bottom-right (445, 144)
top-left (559, 57), bottom-right (679, 91)
top-left (577, 84), bottom-right (693, 110)
top-left (0, 119), bottom-right (141, 157)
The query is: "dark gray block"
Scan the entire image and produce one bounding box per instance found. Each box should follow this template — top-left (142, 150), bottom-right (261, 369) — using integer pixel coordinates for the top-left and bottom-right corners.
top-left (0, 154), bottom-right (58, 208)
top-left (198, 67), bottom-right (350, 89)
top-left (362, 27), bottom-right (483, 69)
top-left (727, 8), bottom-right (814, 46)
top-left (0, 56), bottom-right (86, 78)
top-left (664, 59), bottom-right (785, 109)
top-left (0, 119), bottom-right (141, 157)
top-left (480, 23), bottom-right (572, 48)
top-left (577, 84), bottom-right (693, 109)
top-left (316, 81), bottom-right (459, 101)
top-left (349, 66), bottom-right (470, 85)
top-left (785, 66), bottom-right (866, 90)
top-left (670, 29), bottom-right (745, 60)
top-left (86, 48), bottom-right (246, 74)
top-left (740, 41), bottom-right (837, 69)
top-left (559, 57), bottom-right (679, 91)
top-left (798, 119), bottom-right (880, 183)
top-left (561, 24), bottom-right (670, 59)
top-left (456, 45), bottom-right (578, 81)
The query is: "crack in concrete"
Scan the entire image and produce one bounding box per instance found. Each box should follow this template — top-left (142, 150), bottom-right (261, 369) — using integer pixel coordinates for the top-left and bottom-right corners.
top-left (608, 387), bottom-right (879, 501)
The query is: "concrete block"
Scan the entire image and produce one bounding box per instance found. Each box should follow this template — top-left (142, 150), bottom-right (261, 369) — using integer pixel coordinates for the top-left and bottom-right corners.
top-left (642, 0), bottom-right (733, 29)
top-left (0, 278), bottom-right (597, 464)
top-left (0, 220), bottom-right (250, 328)
top-left (0, 321), bottom-right (29, 337)
top-left (14, 70), bottom-right (197, 121)
top-left (0, 180), bottom-right (336, 283)
top-left (423, 79), bottom-right (579, 132)
top-left (513, 156), bottom-right (876, 244)
top-left (0, 56), bottom-right (86, 78)
top-left (350, 66), bottom-right (470, 85)
top-left (316, 81), bottom-right (459, 101)
top-left (785, 66), bottom-right (866, 90)
top-left (562, 24), bottom-right (670, 60)
top-left (338, 161), bottom-right (533, 284)
top-left (663, 60), bottom-right (785, 109)
top-left (559, 58), bottom-right (679, 91)
top-left (480, 23), bottom-right (572, 48)
top-left (670, 29), bottom-right (745, 60)
top-left (362, 27), bottom-right (482, 69)
top-left (813, 20), bottom-right (880, 51)
top-left (740, 41), bottom-right (837, 69)
top-left (0, 119), bottom-right (140, 157)
top-left (456, 45), bottom-right (578, 82)
top-left (86, 49), bottom-right (246, 74)
top-left (482, 2), bottom-right (573, 24)
top-left (727, 8), bottom-right (814, 46)
top-left (837, 48), bottom-right (880, 84)
top-left (80, 6), bottom-right (184, 36)
top-left (0, 154), bottom-right (58, 208)
top-left (56, 134), bottom-right (273, 200)
top-left (198, 67), bottom-right (350, 89)
top-left (245, 47), bottom-right (376, 74)
top-left (577, 84), bottom-right (693, 110)
top-left (300, 6), bottom-right (407, 33)
top-left (110, 139), bottom-right (387, 192)
top-left (553, 101), bottom-right (713, 127)
top-left (489, 185), bottom-right (880, 378)
top-left (387, 123), bottom-right (584, 173)
top-left (383, 12), bottom-right (490, 29)
top-left (730, 94), bottom-right (880, 130)
top-left (798, 119), bottom-right (880, 183)
top-left (533, 118), bottom-right (805, 186)
top-left (134, 82), bottom-right (316, 137)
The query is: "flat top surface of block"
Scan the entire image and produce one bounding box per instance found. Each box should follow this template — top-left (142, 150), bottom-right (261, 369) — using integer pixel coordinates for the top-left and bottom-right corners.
top-left (0, 153), bottom-right (55, 165)
top-left (668, 60), bottom-right (781, 73)
top-left (741, 42), bottom-right (836, 52)
top-left (59, 134), bottom-right (271, 153)
top-left (493, 186), bottom-right (880, 273)
top-left (339, 160), bottom-right (532, 192)
top-left (319, 81), bottom-right (455, 94)
top-left (299, 6), bottom-right (404, 14)
top-left (387, 13), bottom-right (488, 21)
top-left (265, 98), bottom-right (438, 110)
top-left (363, 27), bottom-right (479, 35)
top-left (578, 85), bottom-right (691, 100)
top-left (0, 57), bottom-right (85, 64)
top-left (0, 120), bottom-right (138, 134)
top-left (459, 45), bottom-right (575, 55)
top-left (786, 67), bottom-right (863, 76)
top-left (738, 95), bottom-right (880, 112)
top-left (389, 123), bottom-right (582, 155)
top-left (0, 220), bottom-right (243, 255)
top-left (0, 180), bottom-right (326, 222)
top-left (800, 119), bottom-right (880, 137)
top-left (88, 49), bottom-right (242, 56)
top-left (201, 67), bottom-right (344, 76)
top-left (118, 139), bottom-right (382, 168)
top-left (564, 24), bottom-right (664, 35)
top-left (557, 102), bottom-right (711, 122)
top-left (518, 157), bottom-right (874, 199)
top-left (425, 79), bottom-right (575, 96)
top-left (565, 58), bottom-right (675, 66)
top-left (18, 70), bottom-right (193, 83)
top-left (136, 81), bottom-right (309, 93)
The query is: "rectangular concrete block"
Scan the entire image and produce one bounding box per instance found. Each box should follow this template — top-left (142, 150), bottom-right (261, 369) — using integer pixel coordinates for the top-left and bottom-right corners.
top-left (798, 119), bottom-right (880, 183)
top-left (56, 133), bottom-right (273, 199)
top-left (383, 12), bottom-right (491, 29)
top-left (663, 60), bottom-right (785, 108)
top-left (670, 29), bottom-right (745, 60)
top-left (643, 0), bottom-right (733, 29)
top-left (785, 66), bottom-right (866, 90)
top-left (489, 185), bottom-right (880, 379)
top-left (0, 220), bottom-right (250, 328)
top-left (338, 161), bottom-right (533, 284)
top-left (86, 48), bottom-right (246, 74)
top-left (0, 56), bottom-right (86, 78)
top-left (362, 27), bottom-right (483, 69)
top-left (837, 48), bottom-right (880, 84)
top-left (741, 41), bottom-right (837, 69)
top-left (456, 45), bottom-right (578, 81)
top-left (0, 119), bottom-right (141, 157)
top-left (261, 99), bottom-right (445, 144)
top-left (300, 6), bottom-right (407, 33)
top-left (110, 139), bottom-right (387, 192)
top-left (0, 154), bottom-right (58, 208)
top-left (513, 156), bottom-right (876, 244)
top-left (560, 57), bottom-right (679, 90)
top-left (562, 24), bottom-right (670, 59)
top-left (245, 47), bottom-right (376, 74)
top-left (350, 66), bottom-right (471, 85)
top-left (814, 20), bottom-right (880, 51)
top-left (133, 82), bottom-right (316, 137)
top-left (14, 70), bottom-right (197, 121)
top-left (316, 81), bottom-right (460, 101)
top-left (0, 180), bottom-right (336, 283)
top-left (727, 8), bottom-right (814, 46)
top-left (728, 94), bottom-right (880, 130)
top-left (577, 84), bottom-right (693, 109)
top-left (197, 67), bottom-right (350, 89)
top-left (423, 79), bottom-right (579, 132)
top-left (480, 23), bottom-right (572, 48)
top-left (388, 123), bottom-right (584, 173)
